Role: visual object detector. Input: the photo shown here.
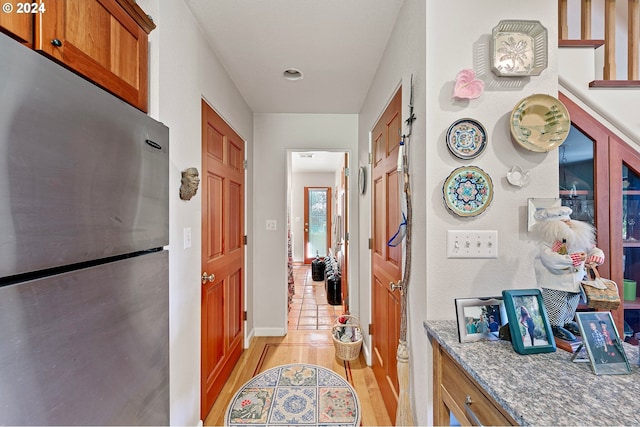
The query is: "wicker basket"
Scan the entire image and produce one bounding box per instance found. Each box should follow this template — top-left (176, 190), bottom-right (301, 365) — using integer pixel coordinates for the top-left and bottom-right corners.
top-left (581, 266), bottom-right (621, 310)
top-left (332, 315), bottom-right (363, 361)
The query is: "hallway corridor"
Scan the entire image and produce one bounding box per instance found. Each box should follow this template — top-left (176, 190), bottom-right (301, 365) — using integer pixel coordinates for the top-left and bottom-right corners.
top-left (203, 264), bottom-right (392, 426)
top-left (288, 264), bottom-right (342, 330)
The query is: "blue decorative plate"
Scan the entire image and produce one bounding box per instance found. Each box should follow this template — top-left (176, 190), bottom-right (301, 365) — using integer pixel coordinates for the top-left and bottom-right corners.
top-left (443, 166), bottom-right (493, 217)
top-left (446, 118), bottom-right (487, 159)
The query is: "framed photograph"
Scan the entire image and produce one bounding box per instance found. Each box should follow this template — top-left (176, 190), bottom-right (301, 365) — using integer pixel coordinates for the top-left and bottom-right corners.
top-left (502, 289), bottom-right (556, 354)
top-left (575, 311), bottom-right (631, 375)
top-left (455, 297), bottom-right (507, 343)
top-left (527, 198), bottom-right (561, 231)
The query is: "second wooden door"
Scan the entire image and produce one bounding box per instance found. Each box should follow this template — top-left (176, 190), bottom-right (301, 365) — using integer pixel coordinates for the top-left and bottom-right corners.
top-left (371, 88), bottom-right (402, 423)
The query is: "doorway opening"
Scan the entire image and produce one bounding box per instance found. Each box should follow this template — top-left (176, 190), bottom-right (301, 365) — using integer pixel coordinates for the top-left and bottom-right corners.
top-left (304, 186), bottom-right (332, 263)
top-left (287, 150), bottom-right (350, 331)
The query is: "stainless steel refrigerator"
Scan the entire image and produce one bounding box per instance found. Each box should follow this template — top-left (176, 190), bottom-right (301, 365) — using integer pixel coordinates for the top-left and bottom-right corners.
top-left (0, 34), bottom-right (170, 425)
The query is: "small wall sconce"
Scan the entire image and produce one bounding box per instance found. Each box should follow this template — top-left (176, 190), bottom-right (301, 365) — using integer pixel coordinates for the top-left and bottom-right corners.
top-left (180, 167), bottom-right (200, 200)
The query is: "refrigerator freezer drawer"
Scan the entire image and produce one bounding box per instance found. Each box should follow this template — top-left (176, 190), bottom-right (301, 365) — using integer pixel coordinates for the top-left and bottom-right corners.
top-left (0, 35), bottom-right (169, 278)
top-left (0, 250), bottom-right (169, 426)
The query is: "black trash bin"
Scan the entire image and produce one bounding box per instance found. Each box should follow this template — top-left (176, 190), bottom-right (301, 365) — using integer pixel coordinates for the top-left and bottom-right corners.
top-left (311, 253), bottom-right (326, 281)
top-left (327, 273), bottom-right (342, 305)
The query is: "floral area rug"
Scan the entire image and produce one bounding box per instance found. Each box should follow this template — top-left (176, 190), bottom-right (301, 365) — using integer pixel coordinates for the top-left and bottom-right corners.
top-left (224, 364), bottom-right (361, 426)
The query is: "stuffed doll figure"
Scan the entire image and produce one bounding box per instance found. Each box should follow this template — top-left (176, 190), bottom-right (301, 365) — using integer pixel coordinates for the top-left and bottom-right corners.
top-left (531, 206), bottom-right (605, 341)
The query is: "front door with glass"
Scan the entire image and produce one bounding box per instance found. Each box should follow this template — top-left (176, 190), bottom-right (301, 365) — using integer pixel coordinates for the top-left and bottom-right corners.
top-left (303, 187), bottom-right (331, 263)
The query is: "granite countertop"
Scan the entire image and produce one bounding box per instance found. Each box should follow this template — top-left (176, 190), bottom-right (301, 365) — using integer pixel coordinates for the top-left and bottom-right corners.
top-left (424, 320), bottom-right (640, 426)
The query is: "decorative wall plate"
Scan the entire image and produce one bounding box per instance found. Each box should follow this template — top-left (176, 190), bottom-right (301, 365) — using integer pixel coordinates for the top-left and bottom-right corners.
top-left (446, 118), bottom-right (487, 160)
top-left (491, 20), bottom-right (548, 77)
top-left (443, 166), bottom-right (494, 217)
top-left (510, 94), bottom-right (570, 152)
top-left (358, 166), bottom-right (367, 195)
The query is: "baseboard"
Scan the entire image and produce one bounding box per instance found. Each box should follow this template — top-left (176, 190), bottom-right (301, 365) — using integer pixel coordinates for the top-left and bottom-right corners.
top-left (361, 337), bottom-right (372, 365)
top-left (244, 327), bottom-right (255, 348)
top-left (254, 327), bottom-right (287, 337)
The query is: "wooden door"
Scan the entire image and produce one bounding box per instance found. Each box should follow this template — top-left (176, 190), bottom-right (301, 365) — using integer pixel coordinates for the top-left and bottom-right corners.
top-left (201, 100), bottom-right (245, 418)
top-left (34, 0), bottom-right (154, 112)
top-left (371, 88), bottom-right (402, 422)
top-left (342, 153), bottom-right (349, 311)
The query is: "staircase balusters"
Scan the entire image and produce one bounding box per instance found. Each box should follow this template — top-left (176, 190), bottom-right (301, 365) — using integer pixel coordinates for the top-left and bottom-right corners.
top-left (629, 0), bottom-right (639, 79)
top-left (603, 0), bottom-right (617, 79)
top-left (581, 0), bottom-right (593, 39)
top-left (559, 0), bottom-right (639, 84)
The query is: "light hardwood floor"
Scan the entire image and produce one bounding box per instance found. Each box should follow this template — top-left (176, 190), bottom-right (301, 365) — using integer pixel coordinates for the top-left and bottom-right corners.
top-left (203, 330), bottom-right (393, 426)
top-left (204, 266), bottom-right (392, 426)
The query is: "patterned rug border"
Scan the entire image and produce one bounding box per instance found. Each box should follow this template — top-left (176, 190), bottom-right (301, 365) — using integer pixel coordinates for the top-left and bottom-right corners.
top-left (226, 363), bottom-right (361, 426)
top-left (254, 343), bottom-right (354, 381)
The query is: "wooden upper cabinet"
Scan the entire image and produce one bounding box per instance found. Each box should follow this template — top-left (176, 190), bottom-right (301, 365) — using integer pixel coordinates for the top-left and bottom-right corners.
top-left (35, 0), bottom-right (155, 112)
top-left (0, 1), bottom-right (34, 45)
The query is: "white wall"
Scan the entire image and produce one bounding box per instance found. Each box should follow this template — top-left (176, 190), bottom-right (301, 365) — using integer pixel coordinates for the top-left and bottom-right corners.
top-left (359, 0), bottom-right (558, 425)
top-left (253, 114), bottom-right (357, 335)
top-left (138, 1), bottom-right (254, 425)
top-left (291, 171), bottom-right (336, 262)
top-left (424, 0), bottom-right (558, 424)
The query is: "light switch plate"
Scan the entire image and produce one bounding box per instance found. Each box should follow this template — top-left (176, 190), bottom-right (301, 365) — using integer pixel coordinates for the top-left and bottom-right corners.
top-left (447, 230), bottom-right (498, 258)
top-left (183, 227), bottom-right (192, 249)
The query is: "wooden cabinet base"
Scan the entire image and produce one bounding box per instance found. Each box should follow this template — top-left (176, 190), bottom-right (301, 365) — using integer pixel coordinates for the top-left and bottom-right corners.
top-left (432, 338), bottom-right (518, 426)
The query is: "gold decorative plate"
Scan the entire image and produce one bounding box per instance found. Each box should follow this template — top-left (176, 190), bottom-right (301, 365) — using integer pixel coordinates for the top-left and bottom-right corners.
top-left (510, 94), bottom-right (570, 153)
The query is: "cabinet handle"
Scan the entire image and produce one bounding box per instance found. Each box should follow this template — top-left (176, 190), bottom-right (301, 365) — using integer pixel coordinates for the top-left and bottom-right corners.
top-left (464, 395), bottom-right (484, 426)
top-left (51, 39), bottom-right (62, 47)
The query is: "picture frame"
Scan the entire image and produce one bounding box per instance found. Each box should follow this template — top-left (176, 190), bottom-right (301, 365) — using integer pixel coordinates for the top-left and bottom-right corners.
top-left (455, 296), bottom-right (507, 343)
top-left (527, 198), bottom-right (561, 231)
top-left (575, 311), bottom-right (631, 375)
top-left (502, 289), bottom-right (556, 354)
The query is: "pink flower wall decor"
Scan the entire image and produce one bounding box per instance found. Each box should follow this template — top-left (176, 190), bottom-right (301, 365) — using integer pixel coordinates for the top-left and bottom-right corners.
top-left (454, 69), bottom-right (484, 99)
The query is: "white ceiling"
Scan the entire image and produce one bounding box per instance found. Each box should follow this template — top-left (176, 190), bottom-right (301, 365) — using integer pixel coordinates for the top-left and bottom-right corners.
top-left (184, 0), bottom-right (404, 114)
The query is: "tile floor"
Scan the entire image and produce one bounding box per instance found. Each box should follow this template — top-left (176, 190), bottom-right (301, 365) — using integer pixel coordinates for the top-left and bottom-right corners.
top-left (288, 264), bottom-right (343, 330)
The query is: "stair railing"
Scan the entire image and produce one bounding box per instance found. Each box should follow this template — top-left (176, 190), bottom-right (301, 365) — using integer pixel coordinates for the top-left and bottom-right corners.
top-left (559, 0), bottom-right (639, 84)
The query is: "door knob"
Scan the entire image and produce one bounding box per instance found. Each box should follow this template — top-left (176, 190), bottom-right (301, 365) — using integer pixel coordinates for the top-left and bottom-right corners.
top-left (389, 281), bottom-right (402, 291)
top-left (201, 272), bottom-right (215, 284)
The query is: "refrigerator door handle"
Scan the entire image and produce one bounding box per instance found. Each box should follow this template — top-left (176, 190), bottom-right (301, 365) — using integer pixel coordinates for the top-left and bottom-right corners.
top-left (201, 272), bottom-right (215, 284)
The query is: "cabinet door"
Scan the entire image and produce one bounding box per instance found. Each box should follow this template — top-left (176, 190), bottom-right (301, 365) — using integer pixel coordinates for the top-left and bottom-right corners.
top-left (0, 0), bottom-right (33, 45)
top-left (559, 94), bottom-right (611, 264)
top-left (35, 0), bottom-right (150, 112)
top-left (560, 93), bottom-right (639, 337)
top-left (610, 140), bottom-right (640, 336)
